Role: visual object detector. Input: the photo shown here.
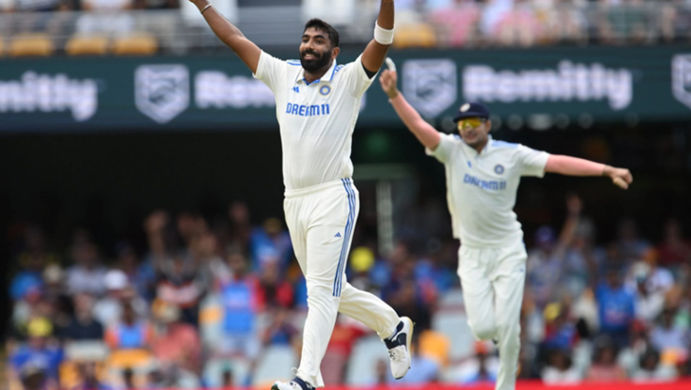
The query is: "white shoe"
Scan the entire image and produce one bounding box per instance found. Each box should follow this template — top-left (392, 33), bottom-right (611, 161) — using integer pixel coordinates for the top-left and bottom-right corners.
top-left (384, 316), bottom-right (414, 379)
top-left (271, 378), bottom-right (314, 390)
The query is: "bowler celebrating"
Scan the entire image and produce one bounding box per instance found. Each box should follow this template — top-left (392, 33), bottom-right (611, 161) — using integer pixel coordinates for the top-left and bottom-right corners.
top-left (189, 1), bottom-right (413, 389)
top-left (379, 66), bottom-right (631, 390)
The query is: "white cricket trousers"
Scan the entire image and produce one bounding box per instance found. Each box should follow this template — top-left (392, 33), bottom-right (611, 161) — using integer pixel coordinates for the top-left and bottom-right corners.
top-left (457, 239), bottom-right (527, 390)
top-left (284, 178), bottom-right (400, 388)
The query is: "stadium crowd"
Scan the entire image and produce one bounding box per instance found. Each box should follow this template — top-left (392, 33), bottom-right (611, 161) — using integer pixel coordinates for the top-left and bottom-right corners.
top-left (0, 0), bottom-right (690, 52)
top-left (5, 194), bottom-right (691, 389)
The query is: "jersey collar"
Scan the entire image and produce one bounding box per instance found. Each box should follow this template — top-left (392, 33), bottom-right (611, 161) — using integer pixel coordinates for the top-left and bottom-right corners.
top-left (461, 134), bottom-right (493, 156)
top-left (295, 58), bottom-right (338, 85)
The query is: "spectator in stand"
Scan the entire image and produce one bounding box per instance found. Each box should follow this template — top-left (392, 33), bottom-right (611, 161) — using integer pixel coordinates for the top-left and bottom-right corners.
top-left (541, 347), bottom-right (581, 384)
top-left (615, 217), bottom-right (651, 266)
top-left (596, 266), bottom-right (636, 349)
top-left (71, 361), bottom-right (112, 390)
top-left (225, 201), bottom-right (253, 253)
top-left (156, 252), bottom-right (203, 325)
top-left (649, 307), bottom-right (689, 363)
top-left (633, 268), bottom-right (666, 325)
top-left (630, 347), bottom-right (677, 382)
top-left (65, 232), bottom-right (108, 297)
top-left (93, 269), bottom-right (148, 327)
top-left (456, 340), bottom-right (499, 384)
top-left (58, 293), bottom-right (104, 341)
top-left (76, 0), bottom-right (134, 36)
top-left (192, 230), bottom-right (231, 295)
top-left (256, 259), bottom-right (294, 310)
top-left (104, 301), bottom-right (154, 350)
top-left (249, 217), bottom-right (293, 273)
top-left (11, 226), bottom-right (59, 302)
top-left (140, 211), bottom-right (174, 301)
top-left (382, 242), bottom-right (433, 330)
top-left (150, 300), bottom-right (202, 376)
top-left (494, 0), bottom-right (543, 46)
top-left (9, 317), bottom-right (63, 390)
top-left (656, 218), bottom-right (691, 269)
top-left (526, 226), bottom-right (564, 309)
top-left (114, 242), bottom-right (157, 305)
top-left (215, 247), bottom-right (261, 360)
top-left (585, 336), bottom-right (627, 381)
top-left (541, 301), bottom-right (578, 353)
top-left (428, 0), bottom-right (481, 47)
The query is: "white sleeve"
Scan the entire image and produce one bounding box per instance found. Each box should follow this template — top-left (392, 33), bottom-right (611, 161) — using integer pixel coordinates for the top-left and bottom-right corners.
top-left (425, 133), bottom-right (456, 164)
top-left (341, 55), bottom-right (376, 97)
top-left (517, 144), bottom-right (550, 177)
top-left (253, 51), bottom-right (285, 92)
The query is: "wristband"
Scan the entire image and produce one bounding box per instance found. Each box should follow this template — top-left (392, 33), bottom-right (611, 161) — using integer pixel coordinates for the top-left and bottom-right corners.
top-left (201, 3), bottom-right (212, 14)
top-left (374, 23), bottom-right (394, 45)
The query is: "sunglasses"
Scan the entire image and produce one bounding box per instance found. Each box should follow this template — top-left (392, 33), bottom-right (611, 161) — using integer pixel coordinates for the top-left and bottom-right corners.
top-left (457, 118), bottom-right (487, 130)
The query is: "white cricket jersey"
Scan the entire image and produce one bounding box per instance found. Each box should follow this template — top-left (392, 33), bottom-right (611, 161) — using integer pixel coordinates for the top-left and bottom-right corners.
top-left (427, 134), bottom-right (550, 247)
top-left (254, 51), bottom-right (373, 190)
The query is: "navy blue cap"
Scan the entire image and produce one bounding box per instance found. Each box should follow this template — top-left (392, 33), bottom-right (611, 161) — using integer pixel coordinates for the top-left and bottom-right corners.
top-left (453, 102), bottom-right (490, 122)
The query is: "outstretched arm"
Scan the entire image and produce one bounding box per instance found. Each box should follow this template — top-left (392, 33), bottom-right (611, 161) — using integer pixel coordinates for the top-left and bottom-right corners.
top-left (189, 0), bottom-right (261, 73)
top-left (361, 0), bottom-right (395, 74)
top-left (380, 69), bottom-right (441, 150)
top-left (544, 154), bottom-right (633, 189)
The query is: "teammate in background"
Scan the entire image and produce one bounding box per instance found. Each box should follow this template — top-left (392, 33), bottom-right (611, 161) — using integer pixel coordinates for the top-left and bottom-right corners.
top-left (379, 65), bottom-right (632, 390)
top-left (189, 1), bottom-right (412, 389)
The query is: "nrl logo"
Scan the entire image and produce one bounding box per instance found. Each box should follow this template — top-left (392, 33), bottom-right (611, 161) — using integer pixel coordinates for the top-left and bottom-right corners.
top-left (672, 54), bottom-right (691, 110)
top-left (135, 64), bottom-right (190, 123)
top-left (401, 59), bottom-right (457, 118)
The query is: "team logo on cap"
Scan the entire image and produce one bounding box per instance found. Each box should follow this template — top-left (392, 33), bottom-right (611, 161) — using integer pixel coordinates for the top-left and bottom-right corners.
top-left (460, 103), bottom-right (470, 112)
top-left (494, 164), bottom-right (505, 175)
top-left (320, 85), bottom-right (331, 96)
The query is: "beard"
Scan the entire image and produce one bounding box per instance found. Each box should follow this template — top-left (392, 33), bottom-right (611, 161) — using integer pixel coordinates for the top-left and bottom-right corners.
top-left (300, 49), bottom-right (331, 73)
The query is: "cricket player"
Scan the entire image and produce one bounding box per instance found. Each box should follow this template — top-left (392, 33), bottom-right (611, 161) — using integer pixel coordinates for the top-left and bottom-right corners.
top-left (188, 1), bottom-right (413, 389)
top-left (379, 66), bottom-right (632, 390)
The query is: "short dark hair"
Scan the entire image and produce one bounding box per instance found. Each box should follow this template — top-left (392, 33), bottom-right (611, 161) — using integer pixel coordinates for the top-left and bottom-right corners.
top-left (304, 18), bottom-right (339, 47)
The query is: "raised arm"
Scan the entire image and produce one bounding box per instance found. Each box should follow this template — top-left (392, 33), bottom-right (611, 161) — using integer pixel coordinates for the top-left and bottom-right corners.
top-left (544, 154), bottom-right (633, 189)
top-left (189, 0), bottom-right (261, 73)
top-left (379, 69), bottom-right (441, 150)
top-left (361, 0), bottom-right (395, 74)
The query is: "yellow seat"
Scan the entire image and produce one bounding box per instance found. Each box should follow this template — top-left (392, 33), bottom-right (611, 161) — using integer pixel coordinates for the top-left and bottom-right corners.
top-left (9, 33), bottom-right (54, 57)
top-left (418, 330), bottom-right (451, 366)
top-left (65, 35), bottom-right (109, 56)
top-left (393, 23), bottom-right (438, 49)
top-left (112, 33), bottom-right (158, 55)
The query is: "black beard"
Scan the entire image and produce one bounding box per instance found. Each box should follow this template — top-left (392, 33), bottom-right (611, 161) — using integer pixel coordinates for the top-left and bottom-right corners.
top-left (300, 50), bottom-right (331, 73)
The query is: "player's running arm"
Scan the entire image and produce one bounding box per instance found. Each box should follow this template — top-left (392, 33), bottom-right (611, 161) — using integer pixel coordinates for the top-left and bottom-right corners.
top-left (188, 0), bottom-right (261, 74)
top-left (379, 68), bottom-right (441, 150)
top-left (361, 0), bottom-right (395, 75)
top-left (544, 155), bottom-right (633, 189)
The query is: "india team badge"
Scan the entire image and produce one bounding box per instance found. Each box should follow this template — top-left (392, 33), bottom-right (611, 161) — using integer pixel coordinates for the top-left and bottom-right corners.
top-left (672, 54), bottom-right (691, 110)
top-left (135, 64), bottom-right (190, 124)
top-left (401, 59), bottom-right (457, 118)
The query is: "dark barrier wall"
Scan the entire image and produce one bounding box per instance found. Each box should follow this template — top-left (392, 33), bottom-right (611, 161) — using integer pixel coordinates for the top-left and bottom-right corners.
top-left (1, 45), bottom-right (691, 132)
